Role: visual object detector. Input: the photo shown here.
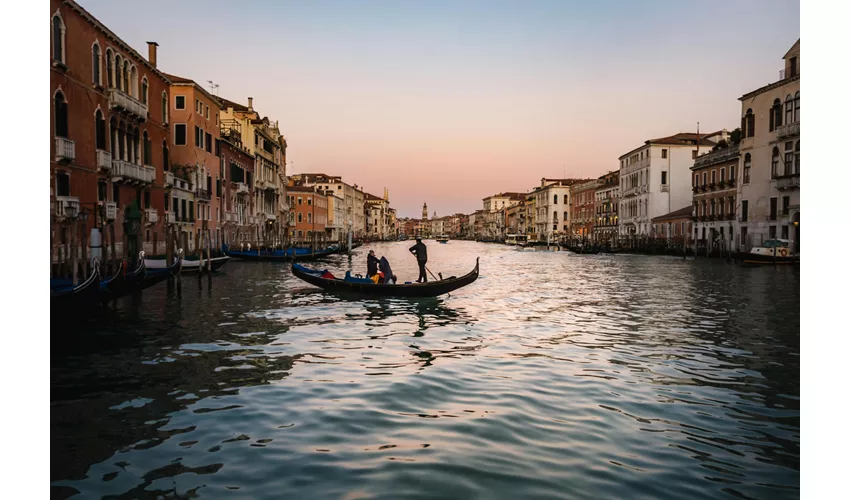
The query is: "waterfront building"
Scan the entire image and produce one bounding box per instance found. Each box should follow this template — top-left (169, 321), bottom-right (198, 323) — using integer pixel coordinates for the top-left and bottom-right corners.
top-left (288, 185), bottom-right (327, 242)
top-left (650, 206), bottom-right (693, 244)
top-left (532, 179), bottom-right (586, 243)
top-left (593, 171), bottom-right (620, 244)
top-left (289, 174), bottom-right (367, 239)
top-left (525, 193), bottom-right (537, 242)
top-left (483, 192), bottom-right (525, 239)
top-left (735, 39), bottom-right (800, 252)
top-left (218, 128), bottom-right (257, 247)
top-left (691, 143), bottom-right (740, 251)
top-left (364, 190), bottom-right (392, 240)
top-left (618, 130), bottom-right (727, 238)
top-left (165, 73), bottom-right (223, 252)
top-left (218, 97), bottom-right (286, 246)
top-left (322, 188), bottom-right (346, 242)
top-left (51, 0), bottom-right (173, 277)
top-left (570, 179), bottom-right (599, 239)
top-left (506, 202), bottom-right (526, 236)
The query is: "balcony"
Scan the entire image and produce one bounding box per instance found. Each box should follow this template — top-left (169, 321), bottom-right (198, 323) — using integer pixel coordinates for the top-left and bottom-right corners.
top-left (726, 212), bottom-right (736, 221)
top-left (776, 175), bottom-right (800, 190)
top-left (775, 122), bottom-right (800, 140)
top-left (145, 208), bottom-right (158, 225)
top-left (693, 144), bottom-right (740, 169)
top-left (108, 88), bottom-right (148, 121)
top-left (235, 182), bottom-right (249, 194)
top-left (164, 171), bottom-right (174, 186)
top-left (54, 196), bottom-right (80, 219)
top-left (96, 149), bottom-right (111, 171)
top-left (661, 185), bottom-right (669, 193)
top-left (708, 182), bottom-right (716, 191)
top-left (166, 211), bottom-right (176, 224)
top-left (263, 212), bottom-right (277, 221)
top-left (112, 160), bottom-right (154, 184)
top-left (55, 137), bottom-right (75, 162)
top-left (104, 201), bottom-right (117, 221)
top-left (195, 189), bottom-right (211, 202)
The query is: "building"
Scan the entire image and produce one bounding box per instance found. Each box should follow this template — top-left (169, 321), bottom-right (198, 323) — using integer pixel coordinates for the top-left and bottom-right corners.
top-left (618, 130), bottom-right (728, 238)
top-left (505, 202), bottom-right (526, 236)
top-left (218, 97), bottom-right (287, 246)
top-left (651, 206), bottom-right (693, 244)
top-left (323, 188), bottom-right (346, 242)
top-left (51, 0), bottom-right (173, 278)
top-left (532, 179), bottom-right (587, 242)
top-left (735, 39), bottom-right (800, 252)
top-left (482, 192), bottom-right (525, 239)
top-left (570, 179), bottom-right (599, 239)
top-left (218, 127), bottom-right (257, 246)
top-left (525, 193), bottom-right (537, 242)
top-left (164, 72), bottom-right (223, 252)
top-left (288, 185), bottom-right (327, 242)
top-left (691, 143), bottom-right (740, 251)
top-left (364, 190), bottom-right (392, 240)
top-left (289, 174), bottom-right (366, 239)
top-left (593, 171), bottom-right (619, 244)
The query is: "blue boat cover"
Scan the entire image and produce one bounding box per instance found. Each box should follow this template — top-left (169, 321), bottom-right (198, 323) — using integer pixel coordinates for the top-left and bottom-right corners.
top-left (344, 271), bottom-right (374, 284)
top-left (293, 263), bottom-right (326, 276)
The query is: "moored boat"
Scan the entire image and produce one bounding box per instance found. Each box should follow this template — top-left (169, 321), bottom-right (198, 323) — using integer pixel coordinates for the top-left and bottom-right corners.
top-left (733, 238), bottom-right (799, 265)
top-left (436, 235), bottom-right (449, 243)
top-left (291, 258), bottom-right (480, 298)
top-left (145, 253), bottom-right (228, 273)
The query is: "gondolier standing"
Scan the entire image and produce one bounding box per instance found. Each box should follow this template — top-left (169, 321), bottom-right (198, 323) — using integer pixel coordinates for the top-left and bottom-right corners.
top-left (409, 237), bottom-right (428, 283)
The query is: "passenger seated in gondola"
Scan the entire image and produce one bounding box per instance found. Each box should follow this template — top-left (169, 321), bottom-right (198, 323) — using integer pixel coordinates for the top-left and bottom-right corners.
top-left (379, 256), bottom-right (397, 284)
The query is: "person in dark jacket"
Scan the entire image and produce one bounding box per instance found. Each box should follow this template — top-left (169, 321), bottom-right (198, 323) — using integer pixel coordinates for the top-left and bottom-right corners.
top-left (409, 238), bottom-right (428, 283)
top-left (367, 250), bottom-right (379, 277)
top-left (379, 256), bottom-right (397, 284)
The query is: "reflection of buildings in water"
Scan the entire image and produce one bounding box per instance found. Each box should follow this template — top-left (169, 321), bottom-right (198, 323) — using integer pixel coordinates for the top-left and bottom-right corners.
top-left (51, 330), bottom-right (303, 486)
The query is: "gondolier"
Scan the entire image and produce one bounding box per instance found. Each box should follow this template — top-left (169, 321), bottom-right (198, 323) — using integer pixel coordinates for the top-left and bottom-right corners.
top-left (409, 237), bottom-right (428, 283)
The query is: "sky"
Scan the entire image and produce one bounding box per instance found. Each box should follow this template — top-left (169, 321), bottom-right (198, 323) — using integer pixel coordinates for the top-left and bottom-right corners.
top-left (80, 0), bottom-right (799, 218)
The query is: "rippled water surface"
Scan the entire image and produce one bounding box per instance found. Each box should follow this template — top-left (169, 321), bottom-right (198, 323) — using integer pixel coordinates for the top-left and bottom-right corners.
top-left (52, 241), bottom-right (800, 499)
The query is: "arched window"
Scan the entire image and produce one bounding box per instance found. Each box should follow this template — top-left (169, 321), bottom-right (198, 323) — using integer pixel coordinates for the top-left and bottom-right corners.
top-left (115, 55), bottom-right (123, 90)
top-left (743, 153), bottom-right (751, 184)
top-left (92, 42), bottom-right (101, 85)
top-left (745, 109), bottom-right (755, 138)
top-left (794, 91), bottom-right (800, 123)
top-left (297, 213), bottom-right (302, 223)
top-left (110, 117), bottom-right (118, 158)
top-left (141, 77), bottom-right (148, 105)
top-left (771, 147), bottom-right (780, 178)
top-left (54, 91), bottom-right (68, 138)
top-left (123, 61), bottom-right (130, 93)
top-left (95, 109), bottom-right (106, 150)
top-left (161, 92), bottom-right (168, 123)
top-left (143, 131), bottom-right (151, 166)
top-left (106, 49), bottom-right (114, 87)
top-left (553, 194), bottom-right (558, 204)
top-left (795, 141), bottom-right (800, 174)
top-left (770, 98), bottom-right (781, 131)
top-left (785, 94), bottom-right (793, 125)
top-left (162, 141), bottom-right (169, 171)
top-left (132, 127), bottom-right (140, 164)
top-left (130, 66), bottom-right (138, 97)
top-left (52, 13), bottom-right (65, 64)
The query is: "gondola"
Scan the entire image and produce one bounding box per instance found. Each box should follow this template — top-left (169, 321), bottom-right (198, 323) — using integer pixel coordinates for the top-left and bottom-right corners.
top-left (291, 258), bottom-right (480, 298)
top-left (51, 262), bottom-right (101, 311)
top-left (145, 252), bottom-right (227, 273)
top-left (137, 249), bottom-right (184, 287)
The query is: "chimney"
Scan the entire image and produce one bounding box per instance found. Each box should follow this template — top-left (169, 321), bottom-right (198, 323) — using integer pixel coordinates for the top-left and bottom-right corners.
top-left (247, 97), bottom-right (253, 112)
top-left (147, 41), bottom-right (158, 68)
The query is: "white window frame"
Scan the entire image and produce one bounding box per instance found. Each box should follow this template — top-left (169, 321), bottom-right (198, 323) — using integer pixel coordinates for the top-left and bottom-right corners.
top-left (174, 123), bottom-right (187, 146)
top-left (91, 40), bottom-right (102, 86)
top-left (175, 95), bottom-right (186, 110)
top-left (52, 11), bottom-right (66, 65)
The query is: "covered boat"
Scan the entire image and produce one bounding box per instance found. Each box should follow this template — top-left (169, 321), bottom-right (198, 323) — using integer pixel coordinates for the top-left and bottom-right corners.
top-left (291, 258), bottom-right (480, 298)
top-left (145, 253), bottom-right (228, 273)
top-left (436, 235), bottom-right (449, 243)
top-left (223, 243), bottom-right (354, 262)
top-left (733, 238), bottom-right (799, 265)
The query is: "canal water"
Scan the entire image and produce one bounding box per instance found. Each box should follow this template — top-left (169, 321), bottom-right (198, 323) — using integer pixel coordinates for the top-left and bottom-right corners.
top-left (51, 241), bottom-right (800, 499)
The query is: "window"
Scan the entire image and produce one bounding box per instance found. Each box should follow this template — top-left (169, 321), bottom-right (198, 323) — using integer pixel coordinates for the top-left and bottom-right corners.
top-left (52, 14), bottom-right (65, 64)
top-left (692, 150), bottom-right (698, 159)
top-left (196, 99), bottom-right (200, 113)
top-left (794, 91), bottom-right (800, 123)
top-left (730, 164), bottom-right (736, 181)
top-left (781, 225), bottom-right (789, 240)
top-left (784, 94), bottom-right (793, 125)
top-left (215, 138), bottom-right (221, 157)
top-left (308, 197), bottom-right (312, 206)
top-left (710, 170), bottom-right (716, 184)
top-left (771, 147), bottom-right (780, 178)
top-left (693, 173), bottom-right (698, 187)
top-left (174, 124), bottom-right (187, 145)
top-left (743, 153), bottom-right (751, 183)
top-left (782, 196), bottom-right (790, 216)
top-left (564, 211), bottom-right (568, 221)
top-left (769, 197), bottom-right (777, 221)
top-left (744, 109), bottom-right (755, 138)
top-left (115, 55), bottom-right (123, 90)
top-left (162, 142), bottom-right (169, 171)
top-left (297, 213), bottom-right (302, 223)
top-left (142, 131), bottom-right (151, 165)
top-left (189, 201), bottom-right (194, 221)
top-left (205, 133), bottom-right (212, 153)
top-left (54, 91), bottom-right (68, 138)
top-left (122, 61), bottom-right (130, 93)
top-left (719, 167), bottom-right (725, 182)
top-left (770, 98), bottom-right (782, 131)
top-left (298, 197), bottom-right (302, 205)
top-left (144, 190), bottom-right (150, 209)
top-left (56, 172), bottom-right (70, 196)
top-left (702, 172), bottom-right (707, 186)
top-left (105, 49), bottom-right (113, 87)
top-left (661, 149), bottom-right (667, 159)
top-left (98, 180), bottom-right (107, 202)
top-left (205, 105), bottom-right (209, 119)
top-left (769, 226), bottom-right (777, 239)
top-left (95, 109), bottom-right (106, 149)
top-left (789, 57), bottom-right (797, 78)
top-left (741, 200), bottom-right (748, 222)
top-left (161, 92), bottom-right (168, 123)
top-left (553, 194), bottom-right (558, 204)
top-left (141, 78), bottom-right (148, 105)
top-left (92, 43), bottom-right (101, 85)
top-left (216, 179), bottom-right (221, 198)
top-left (795, 141), bottom-right (800, 174)
top-left (195, 126), bottom-right (201, 147)
top-left (175, 95), bottom-right (185, 109)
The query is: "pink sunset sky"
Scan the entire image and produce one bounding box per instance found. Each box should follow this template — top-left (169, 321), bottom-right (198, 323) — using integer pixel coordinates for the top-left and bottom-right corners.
top-left (81, 0), bottom-right (799, 218)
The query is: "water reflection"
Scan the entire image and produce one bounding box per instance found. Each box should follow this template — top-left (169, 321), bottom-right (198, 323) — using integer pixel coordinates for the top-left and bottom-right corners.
top-left (51, 242), bottom-right (799, 499)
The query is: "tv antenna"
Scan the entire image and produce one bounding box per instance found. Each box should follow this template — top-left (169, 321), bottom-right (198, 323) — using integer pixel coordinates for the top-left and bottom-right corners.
top-left (207, 80), bottom-right (219, 96)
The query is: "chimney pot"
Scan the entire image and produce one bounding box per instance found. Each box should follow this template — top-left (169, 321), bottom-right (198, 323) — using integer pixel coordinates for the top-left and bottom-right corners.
top-left (146, 41), bottom-right (158, 68)
top-left (247, 97), bottom-right (253, 111)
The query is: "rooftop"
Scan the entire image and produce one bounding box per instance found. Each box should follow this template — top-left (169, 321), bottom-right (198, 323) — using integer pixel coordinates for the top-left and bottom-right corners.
top-left (651, 206), bottom-right (693, 222)
top-left (619, 132), bottom-right (721, 160)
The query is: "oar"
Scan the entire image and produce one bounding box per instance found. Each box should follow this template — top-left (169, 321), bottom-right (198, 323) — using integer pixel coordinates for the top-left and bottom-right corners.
top-left (425, 266), bottom-right (440, 282)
